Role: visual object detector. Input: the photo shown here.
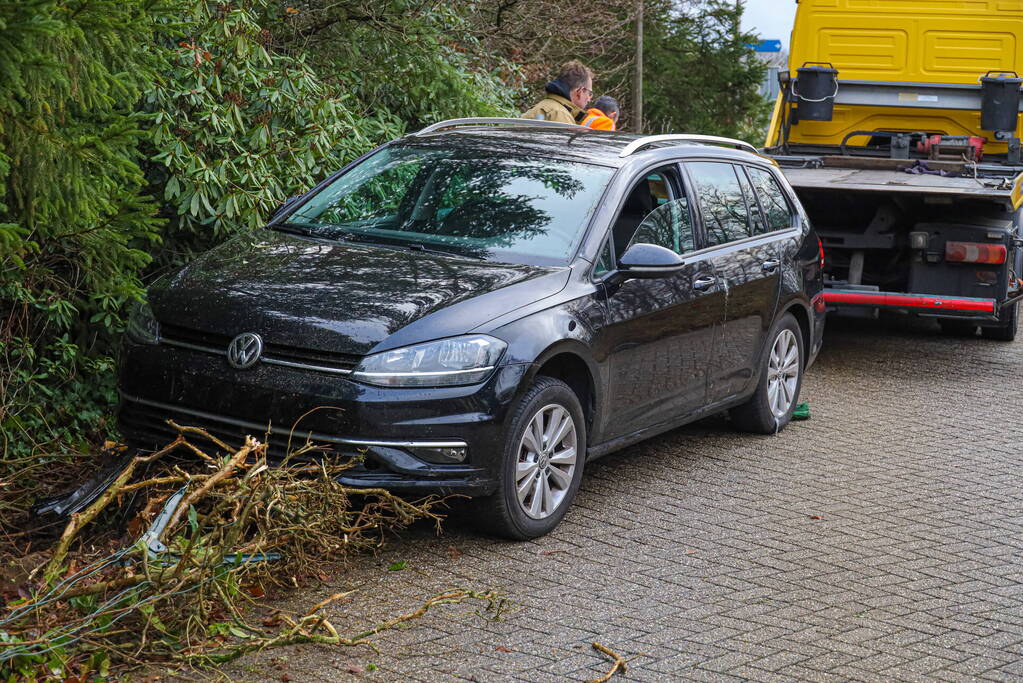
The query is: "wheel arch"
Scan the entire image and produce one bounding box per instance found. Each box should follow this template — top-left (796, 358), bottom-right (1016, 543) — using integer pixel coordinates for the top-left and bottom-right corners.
top-left (519, 341), bottom-right (601, 436)
top-left (779, 299), bottom-right (812, 367)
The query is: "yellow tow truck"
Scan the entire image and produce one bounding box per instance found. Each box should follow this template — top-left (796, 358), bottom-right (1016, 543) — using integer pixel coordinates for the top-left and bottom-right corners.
top-left (765, 0), bottom-right (1023, 339)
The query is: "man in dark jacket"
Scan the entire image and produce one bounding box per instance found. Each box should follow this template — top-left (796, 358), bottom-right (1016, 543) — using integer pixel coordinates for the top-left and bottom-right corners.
top-left (521, 61), bottom-right (594, 125)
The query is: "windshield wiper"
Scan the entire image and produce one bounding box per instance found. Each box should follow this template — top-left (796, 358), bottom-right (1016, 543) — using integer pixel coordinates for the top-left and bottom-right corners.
top-left (273, 223), bottom-right (481, 259)
top-left (405, 241), bottom-right (469, 257)
top-left (272, 222), bottom-right (360, 242)
top-left (271, 222), bottom-right (322, 238)
top-left (337, 233), bottom-right (475, 258)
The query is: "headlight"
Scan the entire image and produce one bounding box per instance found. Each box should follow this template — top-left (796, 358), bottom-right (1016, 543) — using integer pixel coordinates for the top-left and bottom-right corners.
top-left (126, 301), bottom-right (160, 345)
top-left (352, 335), bottom-right (506, 387)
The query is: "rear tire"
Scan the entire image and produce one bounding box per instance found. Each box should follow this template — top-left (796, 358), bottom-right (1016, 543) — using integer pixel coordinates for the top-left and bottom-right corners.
top-left (939, 319), bottom-right (978, 337)
top-left (982, 302), bottom-right (1018, 341)
top-left (730, 313), bottom-right (804, 434)
top-left (473, 376), bottom-right (586, 540)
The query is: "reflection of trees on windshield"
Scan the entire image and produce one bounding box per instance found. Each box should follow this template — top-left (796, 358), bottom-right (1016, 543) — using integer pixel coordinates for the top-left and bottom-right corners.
top-left (322, 160), bottom-right (422, 225)
top-left (293, 148), bottom-right (592, 260)
top-left (423, 158), bottom-right (585, 246)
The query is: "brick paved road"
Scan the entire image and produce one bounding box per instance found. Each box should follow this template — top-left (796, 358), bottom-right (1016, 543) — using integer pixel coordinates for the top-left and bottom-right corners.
top-left (238, 317), bottom-right (1023, 682)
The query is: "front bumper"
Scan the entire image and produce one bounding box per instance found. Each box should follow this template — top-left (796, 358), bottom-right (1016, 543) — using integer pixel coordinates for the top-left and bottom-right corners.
top-left (118, 339), bottom-right (529, 496)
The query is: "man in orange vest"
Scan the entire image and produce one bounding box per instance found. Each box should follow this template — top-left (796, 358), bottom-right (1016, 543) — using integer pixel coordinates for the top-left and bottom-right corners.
top-left (581, 96), bottom-right (619, 131)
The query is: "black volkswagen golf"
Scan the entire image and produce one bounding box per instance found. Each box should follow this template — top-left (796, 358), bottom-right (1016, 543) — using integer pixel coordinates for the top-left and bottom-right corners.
top-left (119, 119), bottom-right (825, 539)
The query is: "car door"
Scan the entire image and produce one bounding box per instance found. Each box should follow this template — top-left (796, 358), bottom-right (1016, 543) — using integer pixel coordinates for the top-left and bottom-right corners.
top-left (684, 161), bottom-right (783, 404)
top-left (598, 166), bottom-right (726, 438)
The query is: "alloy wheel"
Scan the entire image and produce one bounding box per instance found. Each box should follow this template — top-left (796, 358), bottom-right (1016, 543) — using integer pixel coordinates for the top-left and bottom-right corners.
top-left (767, 328), bottom-right (800, 418)
top-left (515, 403), bottom-right (578, 520)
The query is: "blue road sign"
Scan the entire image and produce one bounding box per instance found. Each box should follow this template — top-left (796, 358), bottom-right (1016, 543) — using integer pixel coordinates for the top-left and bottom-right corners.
top-left (747, 40), bottom-right (783, 53)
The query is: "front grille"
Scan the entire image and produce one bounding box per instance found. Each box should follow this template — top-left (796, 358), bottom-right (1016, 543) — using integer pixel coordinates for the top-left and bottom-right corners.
top-left (160, 323), bottom-right (361, 374)
top-left (119, 397), bottom-right (366, 465)
top-left (161, 323), bottom-right (232, 348)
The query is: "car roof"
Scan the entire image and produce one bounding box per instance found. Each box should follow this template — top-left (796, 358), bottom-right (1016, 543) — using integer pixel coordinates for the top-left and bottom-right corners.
top-left (400, 125), bottom-right (769, 169)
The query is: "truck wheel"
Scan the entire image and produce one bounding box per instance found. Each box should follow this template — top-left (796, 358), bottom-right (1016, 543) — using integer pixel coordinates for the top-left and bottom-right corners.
top-left (939, 319), bottom-right (978, 336)
top-left (730, 313), bottom-right (804, 434)
top-left (473, 376), bottom-right (586, 540)
top-left (982, 303), bottom-right (1018, 341)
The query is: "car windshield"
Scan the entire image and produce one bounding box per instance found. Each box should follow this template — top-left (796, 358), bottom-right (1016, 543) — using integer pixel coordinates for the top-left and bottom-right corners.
top-left (280, 145), bottom-right (615, 264)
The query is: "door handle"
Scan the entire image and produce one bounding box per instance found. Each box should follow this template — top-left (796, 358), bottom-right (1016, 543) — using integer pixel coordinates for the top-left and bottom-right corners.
top-left (762, 260), bottom-right (781, 273)
top-left (693, 275), bottom-right (717, 291)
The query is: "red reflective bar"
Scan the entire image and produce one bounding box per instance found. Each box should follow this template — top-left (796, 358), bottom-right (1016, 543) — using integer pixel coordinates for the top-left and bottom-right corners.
top-left (824, 290), bottom-right (996, 313)
top-left (945, 241), bottom-right (1007, 265)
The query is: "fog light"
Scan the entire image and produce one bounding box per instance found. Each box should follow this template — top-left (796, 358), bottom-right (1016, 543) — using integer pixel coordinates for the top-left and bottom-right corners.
top-left (412, 446), bottom-right (467, 464)
top-left (909, 231), bottom-right (929, 250)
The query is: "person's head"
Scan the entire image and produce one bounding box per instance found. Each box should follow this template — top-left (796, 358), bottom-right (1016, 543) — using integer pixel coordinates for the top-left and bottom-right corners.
top-left (557, 60), bottom-right (594, 109)
top-left (592, 95), bottom-right (620, 124)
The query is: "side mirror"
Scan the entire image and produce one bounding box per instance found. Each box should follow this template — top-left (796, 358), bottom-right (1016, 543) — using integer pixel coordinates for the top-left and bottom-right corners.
top-left (615, 243), bottom-right (686, 279)
top-left (269, 195), bottom-right (302, 222)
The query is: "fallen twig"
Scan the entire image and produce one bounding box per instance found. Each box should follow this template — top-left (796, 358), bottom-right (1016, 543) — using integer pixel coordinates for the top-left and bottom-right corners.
top-left (195, 589), bottom-right (503, 665)
top-left (159, 438), bottom-right (252, 544)
top-left (38, 439), bottom-right (181, 585)
top-left (303, 590), bottom-right (357, 618)
top-left (588, 641), bottom-right (628, 683)
top-left (2, 424), bottom-right (474, 678)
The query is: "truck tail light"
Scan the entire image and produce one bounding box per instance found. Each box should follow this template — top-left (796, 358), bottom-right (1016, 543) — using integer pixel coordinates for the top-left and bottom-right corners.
top-left (945, 241), bottom-right (1006, 265)
top-left (818, 236), bottom-right (825, 269)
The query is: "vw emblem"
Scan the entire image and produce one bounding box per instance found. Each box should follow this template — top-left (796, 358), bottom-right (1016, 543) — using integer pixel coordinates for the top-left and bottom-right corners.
top-left (226, 332), bottom-right (263, 369)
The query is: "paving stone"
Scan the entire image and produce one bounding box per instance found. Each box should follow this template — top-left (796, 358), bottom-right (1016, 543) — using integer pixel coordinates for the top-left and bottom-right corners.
top-left (230, 318), bottom-right (1023, 681)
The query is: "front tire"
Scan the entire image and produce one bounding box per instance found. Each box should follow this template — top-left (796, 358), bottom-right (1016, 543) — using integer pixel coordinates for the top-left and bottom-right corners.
top-left (474, 377), bottom-right (586, 540)
top-left (730, 313), bottom-right (804, 434)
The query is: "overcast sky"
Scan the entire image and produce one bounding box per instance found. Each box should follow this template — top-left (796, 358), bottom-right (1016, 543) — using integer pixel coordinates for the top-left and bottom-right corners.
top-left (740, 0), bottom-right (798, 50)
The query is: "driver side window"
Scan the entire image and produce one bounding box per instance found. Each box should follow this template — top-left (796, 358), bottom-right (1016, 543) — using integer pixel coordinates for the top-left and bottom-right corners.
top-left (628, 199), bottom-right (695, 255)
top-left (611, 167), bottom-right (694, 261)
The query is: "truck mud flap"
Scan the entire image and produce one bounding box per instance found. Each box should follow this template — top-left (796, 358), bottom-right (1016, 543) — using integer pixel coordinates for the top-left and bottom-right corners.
top-left (824, 289), bottom-right (998, 319)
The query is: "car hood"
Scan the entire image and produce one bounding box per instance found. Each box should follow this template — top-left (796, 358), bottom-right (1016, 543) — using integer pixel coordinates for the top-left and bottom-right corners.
top-left (149, 231), bottom-right (568, 356)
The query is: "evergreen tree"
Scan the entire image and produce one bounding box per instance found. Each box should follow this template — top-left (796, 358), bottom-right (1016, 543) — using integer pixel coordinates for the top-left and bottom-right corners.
top-left (0, 0), bottom-right (172, 457)
top-left (642, 0), bottom-right (769, 139)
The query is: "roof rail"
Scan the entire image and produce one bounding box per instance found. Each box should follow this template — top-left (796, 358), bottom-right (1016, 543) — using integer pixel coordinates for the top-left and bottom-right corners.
top-left (412, 117), bottom-right (582, 136)
top-left (619, 134), bottom-right (759, 158)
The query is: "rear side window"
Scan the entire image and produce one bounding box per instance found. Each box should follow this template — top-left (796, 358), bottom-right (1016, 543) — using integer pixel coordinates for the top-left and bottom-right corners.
top-left (687, 161), bottom-right (750, 247)
top-left (736, 169), bottom-right (767, 235)
top-left (746, 167), bottom-right (795, 233)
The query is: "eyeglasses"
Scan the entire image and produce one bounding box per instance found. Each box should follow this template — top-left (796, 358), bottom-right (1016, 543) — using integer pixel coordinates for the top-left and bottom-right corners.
top-left (579, 87), bottom-right (593, 97)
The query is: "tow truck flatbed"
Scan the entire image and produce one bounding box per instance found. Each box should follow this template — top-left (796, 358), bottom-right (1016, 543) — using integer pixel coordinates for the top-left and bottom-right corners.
top-left (780, 166), bottom-right (1016, 203)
